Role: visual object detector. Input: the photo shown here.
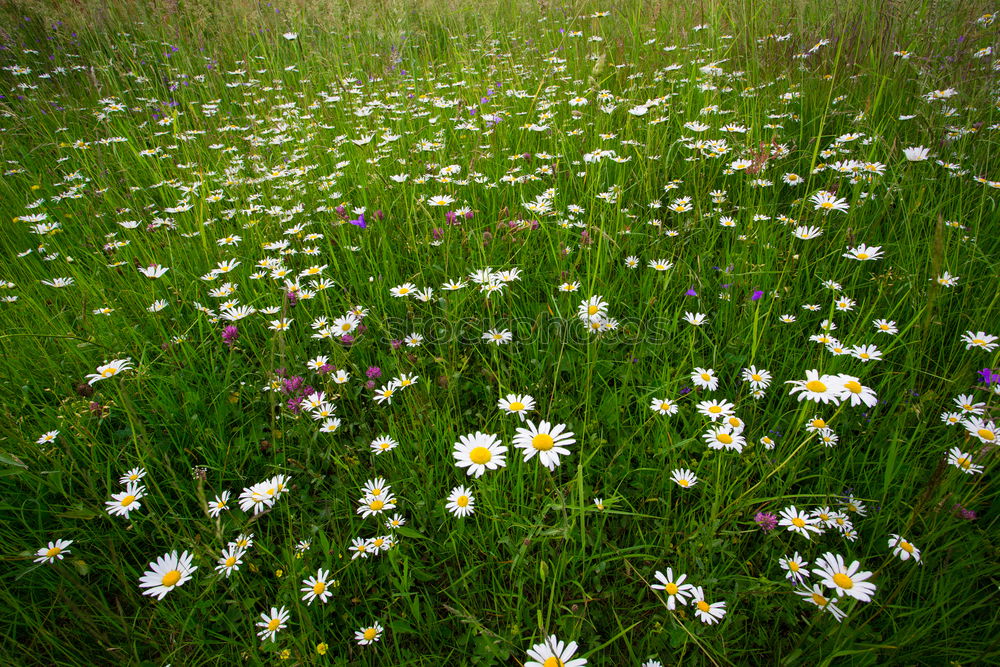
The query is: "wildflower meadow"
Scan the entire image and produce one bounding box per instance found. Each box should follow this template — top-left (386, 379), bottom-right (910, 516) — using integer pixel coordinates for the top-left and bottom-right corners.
top-left (0, 0), bottom-right (998, 664)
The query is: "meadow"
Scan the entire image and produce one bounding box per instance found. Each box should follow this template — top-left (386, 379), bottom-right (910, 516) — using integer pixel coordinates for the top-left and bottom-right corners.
top-left (0, 0), bottom-right (998, 664)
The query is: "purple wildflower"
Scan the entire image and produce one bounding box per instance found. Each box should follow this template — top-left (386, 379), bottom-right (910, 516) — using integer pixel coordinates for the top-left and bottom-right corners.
top-left (754, 512), bottom-right (778, 531)
top-left (221, 324), bottom-right (239, 349)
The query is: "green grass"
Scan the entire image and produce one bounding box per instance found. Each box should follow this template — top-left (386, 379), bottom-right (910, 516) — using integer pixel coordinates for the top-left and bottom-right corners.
top-left (0, 0), bottom-right (998, 664)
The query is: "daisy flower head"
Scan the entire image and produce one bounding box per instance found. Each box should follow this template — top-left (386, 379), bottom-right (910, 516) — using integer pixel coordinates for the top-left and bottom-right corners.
top-left (786, 370), bottom-right (844, 404)
top-left (814, 552), bottom-right (877, 602)
top-left (207, 490), bottom-right (231, 518)
top-left (690, 586), bottom-right (727, 624)
top-left (889, 535), bottom-right (921, 563)
top-left (946, 446), bottom-right (984, 474)
top-left (390, 283), bottom-right (416, 298)
top-left (214, 545), bottom-right (245, 578)
top-left (356, 491), bottom-right (397, 518)
top-left (349, 537), bottom-right (372, 559)
top-left (446, 485), bottom-right (475, 517)
top-left (650, 397), bottom-right (679, 416)
top-left (795, 584), bottom-right (847, 621)
top-left (779, 552), bottom-right (810, 585)
top-left (355, 622), bottom-right (384, 646)
top-left (34, 539), bottom-right (73, 564)
top-left (301, 568), bottom-right (335, 605)
top-left (453, 431), bottom-right (507, 477)
top-left (36, 430), bottom-right (59, 444)
top-left (578, 295), bottom-right (608, 321)
top-left (954, 394), bottom-right (985, 415)
top-left (650, 568), bottom-right (694, 609)
top-left (670, 468), bottom-right (698, 488)
top-left (119, 467), bottom-right (147, 485)
top-left (962, 331), bottom-right (999, 352)
top-left (106, 482), bottom-right (145, 519)
top-left (811, 190), bottom-right (849, 214)
top-left (963, 417), bottom-right (997, 445)
top-left (649, 258), bottom-right (674, 271)
top-left (902, 145), bottom-right (930, 161)
top-left (483, 328), bottom-right (513, 345)
top-left (625, 255), bottom-right (639, 268)
top-left (257, 606), bottom-right (290, 643)
top-left (793, 225), bottom-right (824, 240)
top-left (741, 366), bottom-right (772, 390)
top-left (695, 398), bottom-right (735, 421)
top-left (525, 635), bottom-right (587, 667)
top-left (139, 550), bottom-right (197, 600)
top-left (873, 319), bottom-right (898, 334)
top-left (779, 505), bottom-right (823, 539)
top-left (85, 358), bottom-right (134, 385)
top-left (691, 367), bottom-right (719, 391)
top-left (702, 424), bottom-right (746, 452)
top-left (498, 393), bottom-right (536, 421)
top-left (835, 375), bottom-right (877, 407)
top-left (843, 244), bottom-right (883, 261)
top-left (513, 420), bottom-right (576, 470)
top-left (370, 435), bottom-right (399, 455)
top-left (683, 311), bottom-right (707, 326)
top-left (372, 382), bottom-right (400, 404)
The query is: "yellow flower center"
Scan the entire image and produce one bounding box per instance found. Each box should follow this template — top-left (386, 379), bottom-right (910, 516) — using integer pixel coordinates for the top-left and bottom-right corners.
top-left (46, 547), bottom-right (61, 558)
top-left (398, 288), bottom-right (409, 294)
top-left (369, 500), bottom-right (384, 511)
top-left (977, 429), bottom-right (995, 441)
top-left (697, 600), bottom-right (711, 612)
top-left (844, 381), bottom-right (862, 393)
top-left (833, 573), bottom-right (854, 589)
top-left (456, 495), bottom-right (469, 507)
top-left (664, 582), bottom-right (679, 595)
top-left (900, 541), bottom-right (914, 553)
top-left (956, 457), bottom-right (971, 469)
top-left (811, 592), bottom-right (828, 607)
top-left (370, 488), bottom-right (382, 496)
top-left (225, 557), bottom-right (236, 567)
top-left (791, 517), bottom-right (806, 528)
top-left (102, 368), bottom-right (116, 377)
top-left (678, 479), bottom-right (689, 487)
top-left (708, 405), bottom-right (722, 414)
top-left (267, 618), bottom-right (281, 632)
top-left (469, 447), bottom-right (492, 464)
top-left (660, 403), bottom-right (671, 411)
top-left (856, 253), bottom-right (869, 259)
top-left (363, 628), bottom-right (377, 641)
top-left (120, 495), bottom-right (136, 507)
top-left (973, 338), bottom-right (985, 345)
top-left (751, 374), bottom-right (762, 381)
top-left (727, 417), bottom-right (741, 427)
top-left (789, 561), bottom-right (800, 572)
top-left (509, 401), bottom-right (525, 411)
top-left (543, 658), bottom-right (564, 667)
top-left (811, 419), bottom-right (826, 429)
top-left (161, 570), bottom-right (182, 587)
top-left (717, 433), bottom-right (733, 445)
top-left (313, 581), bottom-right (326, 595)
top-left (700, 373), bottom-right (711, 381)
top-left (532, 434), bottom-right (555, 451)
top-left (806, 380), bottom-right (827, 393)
top-left (588, 305), bottom-right (599, 315)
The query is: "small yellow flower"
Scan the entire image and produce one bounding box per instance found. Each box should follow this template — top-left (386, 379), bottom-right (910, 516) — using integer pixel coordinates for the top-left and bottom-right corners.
top-left (279, 649), bottom-right (291, 660)
top-left (316, 642), bottom-right (328, 655)
top-left (275, 569), bottom-right (283, 578)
